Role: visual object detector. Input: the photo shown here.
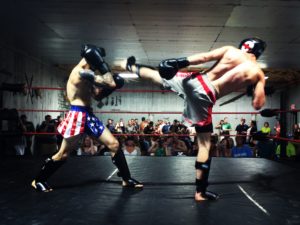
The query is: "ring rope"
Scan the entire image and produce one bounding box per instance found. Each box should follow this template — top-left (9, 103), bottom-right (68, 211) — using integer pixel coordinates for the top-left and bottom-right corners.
top-left (21, 132), bottom-right (300, 143)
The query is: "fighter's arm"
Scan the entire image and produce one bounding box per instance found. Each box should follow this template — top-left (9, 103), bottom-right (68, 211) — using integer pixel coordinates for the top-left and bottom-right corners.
top-left (252, 68), bottom-right (266, 110)
top-left (94, 73), bottom-right (116, 89)
top-left (158, 46), bottom-right (234, 80)
top-left (187, 46), bottom-right (233, 65)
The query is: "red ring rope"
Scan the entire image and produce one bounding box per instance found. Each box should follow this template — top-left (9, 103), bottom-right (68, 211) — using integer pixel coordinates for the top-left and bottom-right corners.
top-left (21, 132), bottom-right (300, 143)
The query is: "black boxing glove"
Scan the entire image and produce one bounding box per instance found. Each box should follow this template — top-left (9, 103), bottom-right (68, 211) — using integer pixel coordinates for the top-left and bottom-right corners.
top-left (81, 44), bottom-right (111, 75)
top-left (260, 108), bottom-right (278, 117)
top-left (158, 57), bottom-right (190, 80)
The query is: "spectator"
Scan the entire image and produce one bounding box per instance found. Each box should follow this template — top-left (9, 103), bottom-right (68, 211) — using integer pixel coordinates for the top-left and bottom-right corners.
top-left (254, 134), bottom-right (276, 159)
top-left (246, 120), bottom-right (257, 146)
top-left (19, 114), bottom-right (35, 156)
top-left (123, 138), bottom-right (141, 156)
top-left (162, 121), bottom-right (171, 134)
top-left (221, 117), bottom-right (232, 137)
top-left (170, 119), bottom-right (180, 133)
top-left (35, 115), bottom-right (57, 156)
top-left (164, 135), bottom-right (188, 156)
top-left (106, 119), bottom-right (115, 133)
top-left (14, 116), bottom-right (27, 156)
top-left (215, 119), bottom-right (224, 136)
top-left (218, 137), bottom-right (233, 157)
top-left (134, 118), bottom-right (139, 132)
top-left (274, 121), bottom-right (281, 137)
top-left (261, 122), bottom-right (271, 135)
top-left (276, 142), bottom-right (296, 159)
top-left (139, 117), bottom-right (148, 133)
top-left (55, 115), bottom-right (63, 149)
top-left (126, 119), bottom-right (137, 134)
top-left (293, 123), bottom-right (300, 140)
top-left (235, 118), bottom-right (249, 143)
top-left (148, 137), bottom-right (166, 156)
top-left (143, 121), bottom-right (155, 134)
top-left (77, 136), bottom-right (98, 156)
top-left (231, 136), bottom-right (253, 157)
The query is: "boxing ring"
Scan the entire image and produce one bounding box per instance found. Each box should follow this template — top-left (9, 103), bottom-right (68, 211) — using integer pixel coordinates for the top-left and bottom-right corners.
top-left (1, 85), bottom-right (300, 225)
top-left (0, 156), bottom-right (299, 225)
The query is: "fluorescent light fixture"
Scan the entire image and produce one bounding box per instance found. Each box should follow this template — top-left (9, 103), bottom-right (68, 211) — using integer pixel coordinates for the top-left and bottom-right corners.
top-left (118, 73), bottom-right (139, 79)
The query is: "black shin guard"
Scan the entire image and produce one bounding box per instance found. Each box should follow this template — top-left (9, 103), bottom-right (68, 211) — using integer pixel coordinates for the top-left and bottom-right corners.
top-left (195, 159), bottom-right (219, 200)
top-left (35, 158), bottom-right (66, 183)
top-left (112, 149), bottom-right (131, 181)
top-left (195, 158), bottom-right (211, 193)
top-left (33, 158), bottom-right (66, 192)
top-left (135, 64), bottom-right (156, 78)
top-left (112, 149), bottom-right (143, 187)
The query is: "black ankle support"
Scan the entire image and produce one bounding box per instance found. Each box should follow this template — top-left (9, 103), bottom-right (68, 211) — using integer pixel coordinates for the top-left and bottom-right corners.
top-left (112, 149), bottom-right (131, 181)
top-left (35, 158), bottom-right (66, 182)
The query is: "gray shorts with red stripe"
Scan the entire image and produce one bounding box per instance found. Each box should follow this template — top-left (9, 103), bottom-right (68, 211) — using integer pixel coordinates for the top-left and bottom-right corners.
top-left (162, 72), bottom-right (217, 133)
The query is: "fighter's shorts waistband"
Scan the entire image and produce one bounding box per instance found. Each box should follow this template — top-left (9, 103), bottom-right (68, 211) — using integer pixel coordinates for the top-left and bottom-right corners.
top-left (70, 105), bottom-right (93, 113)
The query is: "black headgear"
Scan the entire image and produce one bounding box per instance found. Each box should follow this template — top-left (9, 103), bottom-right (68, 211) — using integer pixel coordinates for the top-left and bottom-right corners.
top-left (239, 38), bottom-right (266, 59)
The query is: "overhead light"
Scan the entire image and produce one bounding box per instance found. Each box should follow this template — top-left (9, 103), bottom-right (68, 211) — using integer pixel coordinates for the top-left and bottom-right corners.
top-left (258, 62), bottom-right (268, 69)
top-left (118, 73), bottom-right (139, 79)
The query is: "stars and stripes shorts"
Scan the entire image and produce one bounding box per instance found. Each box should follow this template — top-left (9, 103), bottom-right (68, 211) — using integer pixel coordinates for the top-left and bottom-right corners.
top-left (57, 105), bottom-right (105, 139)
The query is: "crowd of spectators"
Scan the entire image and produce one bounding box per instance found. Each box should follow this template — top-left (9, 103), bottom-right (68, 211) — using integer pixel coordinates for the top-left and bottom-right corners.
top-left (2, 114), bottom-right (300, 161)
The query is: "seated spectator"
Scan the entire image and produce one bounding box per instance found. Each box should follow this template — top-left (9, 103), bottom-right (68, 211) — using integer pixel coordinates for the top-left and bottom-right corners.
top-left (261, 122), bottom-right (271, 135)
top-left (164, 135), bottom-right (188, 156)
top-left (148, 137), bottom-right (166, 156)
top-left (254, 133), bottom-right (276, 159)
top-left (77, 136), bottom-right (98, 156)
top-left (123, 138), bottom-right (141, 156)
top-left (217, 137), bottom-right (234, 157)
top-left (276, 142), bottom-right (296, 159)
top-left (231, 136), bottom-right (253, 157)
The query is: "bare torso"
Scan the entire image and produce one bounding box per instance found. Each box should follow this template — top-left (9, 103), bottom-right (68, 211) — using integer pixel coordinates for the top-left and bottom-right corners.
top-left (67, 59), bottom-right (93, 106)
top-left (206, 48), bottom-right (263, 98)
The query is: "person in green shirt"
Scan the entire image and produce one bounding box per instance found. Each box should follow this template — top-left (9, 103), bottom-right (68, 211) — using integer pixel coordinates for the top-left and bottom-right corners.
top-left (276, 142), bottom-right (296, 158)
top-left (261, 122), bottom-right (271, 135)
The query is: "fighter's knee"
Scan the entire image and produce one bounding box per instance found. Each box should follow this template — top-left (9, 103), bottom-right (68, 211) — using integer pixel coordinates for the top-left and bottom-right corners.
top-left (108, 139), bottom-right (119, 152)
top-left (52, 152), bottom-right (69, 161)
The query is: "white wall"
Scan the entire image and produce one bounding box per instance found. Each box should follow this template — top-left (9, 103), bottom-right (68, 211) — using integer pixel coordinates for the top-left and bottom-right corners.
top-left (0, 45), bottom-right (66, 128)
